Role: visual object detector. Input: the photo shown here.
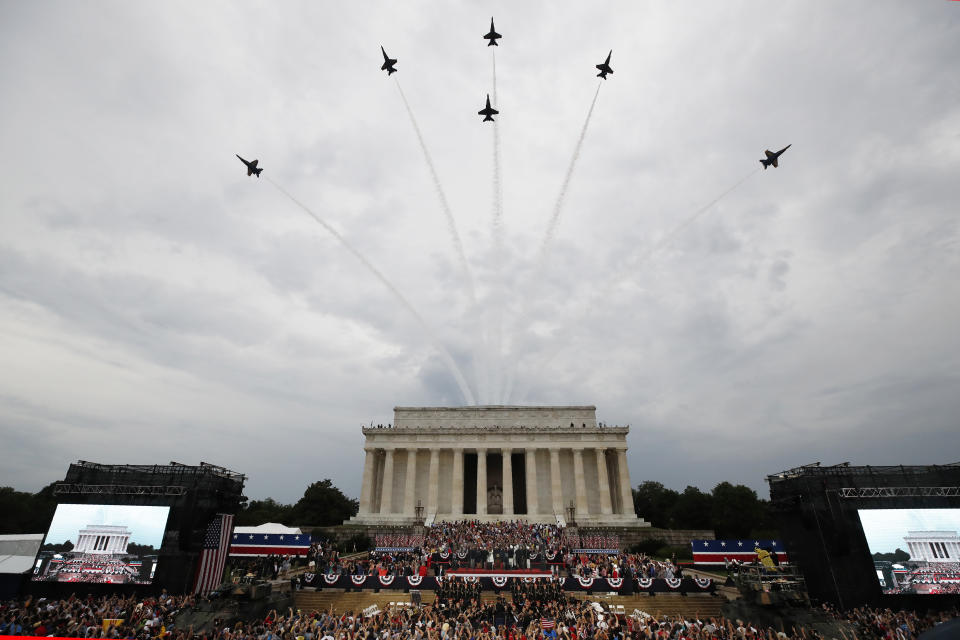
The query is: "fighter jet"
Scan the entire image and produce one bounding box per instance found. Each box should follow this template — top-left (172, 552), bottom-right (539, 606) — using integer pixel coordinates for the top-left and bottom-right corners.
top-left (478, 94), bottom-right (498, 122)
top-left (760, 144), bottom-right (791, 169)
top-left (236, 154), bottom-right (262, 178)
top-left (380, 46), bottom-right (398, 75)
top-left (596, 50), bottom-right (613, 79)
top-left (484, 18), bottom-right (502, 46)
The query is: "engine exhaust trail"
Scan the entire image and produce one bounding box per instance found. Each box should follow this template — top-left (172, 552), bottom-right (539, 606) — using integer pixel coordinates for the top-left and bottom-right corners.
top-left (266, 176), bottom-right (477, 406)
top-left (504, 166), bottom-right (761, 403)
top-left (628, 166), bottom-right (761, 272)
top-left (533, 81), bottom-right (602, 275)
top-left (395, 78), bottom-right (477, 307)
top-left (490, 47), bottom-right (505, 404)
top-left (395, 77), bottom-right (483, 402)
top-left (499, 82), bottom-right (603, 402)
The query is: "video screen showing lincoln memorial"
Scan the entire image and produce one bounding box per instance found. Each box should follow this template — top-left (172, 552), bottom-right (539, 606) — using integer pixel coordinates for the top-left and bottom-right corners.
top-left (33, 503), bottom-right (170, 585)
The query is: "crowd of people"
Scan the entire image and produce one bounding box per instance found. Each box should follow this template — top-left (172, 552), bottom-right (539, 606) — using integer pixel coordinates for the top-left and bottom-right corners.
top-left (3, 592), bottom-right (959, 640)
top-left (0, 592), bottom-right (194, 638)
top-left (317, 521), bottom-right (682, 585)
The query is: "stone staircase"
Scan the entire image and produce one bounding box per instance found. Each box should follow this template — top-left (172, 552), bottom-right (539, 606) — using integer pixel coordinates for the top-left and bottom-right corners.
top-left (294, 590), bottom-right (725, 620)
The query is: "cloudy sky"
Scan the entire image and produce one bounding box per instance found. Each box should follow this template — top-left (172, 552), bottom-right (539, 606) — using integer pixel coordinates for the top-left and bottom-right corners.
top-left (2, 1), bottom-right (958, 506)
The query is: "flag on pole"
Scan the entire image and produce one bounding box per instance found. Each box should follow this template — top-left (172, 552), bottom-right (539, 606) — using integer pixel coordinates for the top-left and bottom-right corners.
top-left (193, 513), bottom-right (234, 595)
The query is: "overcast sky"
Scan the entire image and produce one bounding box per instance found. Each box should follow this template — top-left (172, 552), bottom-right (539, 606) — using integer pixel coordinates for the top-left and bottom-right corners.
top-left (2, 1), bottom-right (958, 507)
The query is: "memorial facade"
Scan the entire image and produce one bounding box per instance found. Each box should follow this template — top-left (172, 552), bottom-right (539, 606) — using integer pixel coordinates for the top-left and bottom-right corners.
top-left (350, 406), bottom-right (648, 527)
top-left (74, 525), bottom-right (132, 555)
top-left (904, 530), bottom-right (960, 563)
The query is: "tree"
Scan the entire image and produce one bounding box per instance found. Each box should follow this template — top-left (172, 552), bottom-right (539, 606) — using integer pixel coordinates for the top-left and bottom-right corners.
top-left (632, 481), bottom-right (680, 528)
top-left (235, 498), bottom-right (295, 526)
top-left (669, 486), bottom-right (714, 530)
top-left (0, 483), bottom-right (58, 535)
top-left (290, 479), bottom-right (359, 526)
top-left (711, 481), bottom-right (764, 539)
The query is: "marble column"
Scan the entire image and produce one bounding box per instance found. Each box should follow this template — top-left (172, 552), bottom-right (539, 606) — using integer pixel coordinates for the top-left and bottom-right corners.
top-left (358, 449), bottom-right (376, 514)
top-left (452, 448), bottom-right (464, 515)
top-left (477, 448), bottom-right (488, 515)
top-left (550, 448), bottom-right (563, 514)
top-left (427, 449), bottom-right (440, 515)
top-left (502, 448), bottom-right (514, 515)
top-left (525, 448), bottom-right (539, 516)
top-left (595, 448), bottom-right (613, 515)
top-left (616, 449), bottom-right (634, 515)
top-left (404, 448), bottom-right (418, 515)
top-left (573, 449), bottom-right (589, 518)
top-left (380, 449), bottom-right (396, 514)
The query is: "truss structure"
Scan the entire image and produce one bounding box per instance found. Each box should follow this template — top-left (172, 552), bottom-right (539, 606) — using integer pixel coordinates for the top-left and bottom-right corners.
top-left (54, 483), bottom-right (187, 496)
top-left (838, 487), bottom-right (960, 498)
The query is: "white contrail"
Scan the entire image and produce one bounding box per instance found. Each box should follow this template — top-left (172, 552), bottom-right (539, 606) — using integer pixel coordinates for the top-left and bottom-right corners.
top-left (627, 167), bottom-right (761, 272)
top-left (395, 78), bottom-right (477, 307)
top-left (533, 81), bottom-right (603, 275)
top-left (266, 176), bottom-right (477, 406)
top-left (490, 48), bottom-right (506, 403)
top-left (395, 77), bottom-right (483, 403)
top-left (501, 82), bottom-right (604, 402)
top-left (505, 167), bottom-right (762, 403)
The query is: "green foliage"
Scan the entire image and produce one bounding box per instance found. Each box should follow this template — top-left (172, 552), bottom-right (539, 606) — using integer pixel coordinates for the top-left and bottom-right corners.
top-left (0, 483), bottom-right (58, 534)
top-left (290, 479), bottom-right (359, 526)
top-left (126, 542), bottom-right (157, 556)
top-left (711, 481), bottom-right (764, 539)
top-left (632, 480), bottom-right (775, 538)
top-left (873, 548), bottom-right (910, 562)
top-left (235, 498), bottom-right (295, 526)
top-left (41, 540), bottom-right (74, 553)
top-left (632, 482), bottom-right (680, 528)
top-left (235, 479), bottom-right (358, 527)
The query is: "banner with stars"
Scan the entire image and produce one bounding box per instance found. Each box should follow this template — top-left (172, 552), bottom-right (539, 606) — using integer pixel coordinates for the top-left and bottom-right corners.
top-left (229, 532), bottom-right (312, 556)
top-left (690, 539), bottom-right (789, 565)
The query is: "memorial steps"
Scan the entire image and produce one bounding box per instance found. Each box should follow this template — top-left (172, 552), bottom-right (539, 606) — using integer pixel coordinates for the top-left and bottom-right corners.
top-left (292, 590), bottom-right (726, 620)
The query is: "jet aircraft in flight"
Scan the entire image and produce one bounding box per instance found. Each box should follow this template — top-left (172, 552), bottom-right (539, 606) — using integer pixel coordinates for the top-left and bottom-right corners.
top-left (380, 46), bottom-right (398, 75)
top-left (236, 155), bottom-right (262, 178)
top-left (478, 94), bottom-right (498, 122)
top-left (596, 51), bottom-right (613, 79)
top-left (484, 18), bottom-right (502, 46)
top-left (760, 144), bottom-right (791, 169)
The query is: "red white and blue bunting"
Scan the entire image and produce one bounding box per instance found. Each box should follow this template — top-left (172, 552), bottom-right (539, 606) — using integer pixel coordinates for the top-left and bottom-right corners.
top-left (298, 574), bottom-right (712, 595)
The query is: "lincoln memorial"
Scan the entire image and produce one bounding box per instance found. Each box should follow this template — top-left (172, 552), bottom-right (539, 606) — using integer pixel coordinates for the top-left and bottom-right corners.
top-left (350, 406), bottom-right (649, 527)
top-left (73, 524), bottom-right (132, 555)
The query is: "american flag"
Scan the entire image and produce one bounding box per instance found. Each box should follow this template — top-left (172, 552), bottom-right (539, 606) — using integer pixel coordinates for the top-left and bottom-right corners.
top-left (193, 513), bottom-right (234, 595)
top-left (690, 539), bottom-right (788, 565)
top-left (540, 618), bottom-right (555, 631)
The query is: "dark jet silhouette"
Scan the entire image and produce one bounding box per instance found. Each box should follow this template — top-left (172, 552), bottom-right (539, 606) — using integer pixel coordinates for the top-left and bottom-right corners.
top-left (236, 154), bottom-right (262, 178)
top-left (484, 17), bottom-right (502, 46)
top-left (760, 144), bottom-right (791, 169)
top-left (380, 46), bottom-right (398, 75)
top-left (596, 50), bottom-right (613, 79)
top-left (478, 94), bottom-right (498, 122)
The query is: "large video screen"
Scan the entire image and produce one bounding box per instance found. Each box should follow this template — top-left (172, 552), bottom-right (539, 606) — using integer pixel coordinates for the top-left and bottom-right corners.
top-left (32, 504), bottom-right (170, 584)
top-left (858, 508), bottom-right (960, 595)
